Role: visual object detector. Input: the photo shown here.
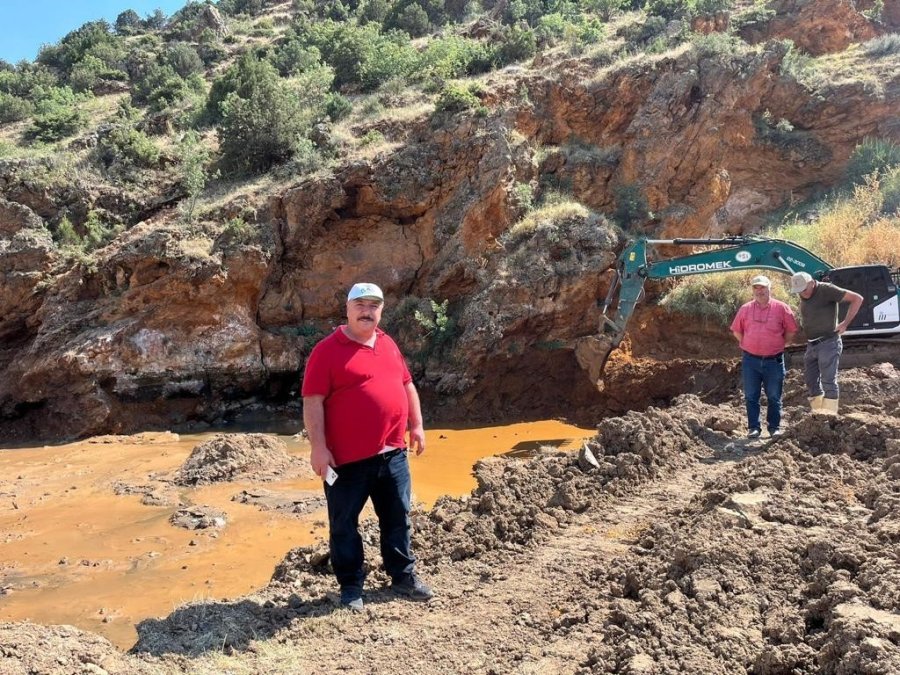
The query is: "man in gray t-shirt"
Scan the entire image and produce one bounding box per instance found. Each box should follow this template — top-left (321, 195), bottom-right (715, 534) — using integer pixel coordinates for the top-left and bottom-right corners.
top-left (789, 272), bottom-right (863, 415)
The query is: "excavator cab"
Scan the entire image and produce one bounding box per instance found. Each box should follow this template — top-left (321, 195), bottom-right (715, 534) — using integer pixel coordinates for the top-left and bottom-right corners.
top-left (826, 265), bottom-right (900, 336)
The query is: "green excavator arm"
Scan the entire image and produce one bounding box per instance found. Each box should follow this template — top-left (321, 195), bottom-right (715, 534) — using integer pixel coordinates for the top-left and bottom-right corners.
top-left (579, 236), bottom-right (833, 388)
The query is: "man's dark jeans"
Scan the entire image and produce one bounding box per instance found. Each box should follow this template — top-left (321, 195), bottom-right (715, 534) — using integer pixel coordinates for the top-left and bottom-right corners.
top-left (742, 351), bottom-right (786, 433)
top-left (324, 449), bottom-right (414, 593)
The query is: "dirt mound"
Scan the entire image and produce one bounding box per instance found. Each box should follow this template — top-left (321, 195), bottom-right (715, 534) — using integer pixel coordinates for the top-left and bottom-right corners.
top-left (576, 410), bottom-right (900, 673)
top-left (0, 622), bottom-right (135, 674)
top-left (782, 363), bottom-right (900, 415)
top-left (173, 433), bottom-right (312, 485)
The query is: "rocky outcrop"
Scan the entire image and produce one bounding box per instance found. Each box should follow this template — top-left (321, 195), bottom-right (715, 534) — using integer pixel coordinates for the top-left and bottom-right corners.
top-left (737, 0), bottom-right (882, 55)
top-left (1, 5), bottom-right (899, 440)
top-left (0, 198), bottom-right (55, 345)
top-left (0, 220), bottom-right (274, 440)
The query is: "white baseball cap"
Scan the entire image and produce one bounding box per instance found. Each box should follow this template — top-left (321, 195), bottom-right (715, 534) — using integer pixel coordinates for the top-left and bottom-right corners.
top-left (347, 282), bottom-right (384, 303)
top-left (790, 272), bottom-right (813, 294)
top-left (750, 275), bottom-right (771, 288)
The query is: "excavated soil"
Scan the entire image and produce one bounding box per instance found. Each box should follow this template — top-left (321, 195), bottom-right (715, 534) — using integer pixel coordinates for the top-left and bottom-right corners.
top-left (173, 433), bottom-right (313, 486)
top-left (1, 365), bottom-right (898, 674)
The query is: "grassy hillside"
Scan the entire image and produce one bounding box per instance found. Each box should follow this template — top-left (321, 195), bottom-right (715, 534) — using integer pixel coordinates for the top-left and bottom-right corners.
top-left (1, 0), bottom-right (898, 271)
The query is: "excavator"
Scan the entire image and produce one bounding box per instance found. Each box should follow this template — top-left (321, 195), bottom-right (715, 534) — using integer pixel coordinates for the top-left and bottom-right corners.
top-left (576, 236), bottom-right (900, 386)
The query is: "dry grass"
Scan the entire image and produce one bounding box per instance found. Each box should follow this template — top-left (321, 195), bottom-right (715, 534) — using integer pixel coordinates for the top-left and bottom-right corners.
top-left (662, 270), bottom-right (795, 328)
top-left (783, 42), bottom-right (900, 99)
top-left (507, 198), bottom-right (589, 239)
top-left (665, 171), bottom-right (900, 326)
top-left (776, 173), bottom-right (900, 268)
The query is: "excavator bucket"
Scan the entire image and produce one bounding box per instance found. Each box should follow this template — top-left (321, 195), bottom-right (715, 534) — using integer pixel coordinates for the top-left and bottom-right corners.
top-left (574, 333), bottom-right (620, 392)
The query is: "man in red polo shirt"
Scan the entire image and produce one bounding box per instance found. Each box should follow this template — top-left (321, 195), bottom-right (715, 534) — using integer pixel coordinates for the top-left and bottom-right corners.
top-left (730, 275), bottom-right (798, 439)
top-left (302, 282), bottom-right (432, 611)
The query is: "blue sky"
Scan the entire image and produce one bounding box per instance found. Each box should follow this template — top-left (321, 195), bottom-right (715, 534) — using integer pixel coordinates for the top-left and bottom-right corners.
top-left (0, 0), bottom-right (190, 64)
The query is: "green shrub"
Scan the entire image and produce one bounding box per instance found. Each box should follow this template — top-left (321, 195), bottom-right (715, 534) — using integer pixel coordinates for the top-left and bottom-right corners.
top-left (644, 0), bottom-right (690, 20)
top-left (356, 33), bottom-right (419, 91)
top-left (115, 10), bottom-right (143, 35)
top-left (55, 216), bottom-right (83, 247)
top-left (324, 92), bottom-right (352, 121)
top-left (845, 138), bottom-right (900, 186)
top-left (661, 272), bottom-right (767, 328)
top-left (613, 183), bottom-right (651, 228)
top-left (689, 31), bottom-right (744, 57)
top-left (881, 165), bottom-right (900, 215)
top-left (82, 211), bottom-right (121, 251)
top-left (68, 54), bottom-right (126, 92)
top-left (95, 125), bottom-right (161, 175)
top-left (177, 130), bottom-right (212, 222)
top-left (388, 3), bottom-right (431, 37)
top-left (620, 14), bottom-right (667, 45)
top-left (28, 87), bottom-right (87, 142)
top-left (359, 129), bottom-right (385, 146)
top-left (36, 20), bottom-right (118, 72)
top-left (590, 0), bottom-right (628, 21)
top-left (731, 2), bottom-right (776, 31)
top-left (55, 211), bottom-right (121, 252)
top-left (574, 16), bottom-right (605, 47)
top-left (165, 43), bottom-right (204, 78)
top-left (491, 27), bottom-right (537, 68)
top-left (293, 20), bottom-right (418, 91)
top-left (694, 0), bottom-right (734, 14)
top-left (779, 42), bottom-right (824, 89)
top-left (0, 63), bottom-right (59, 100)
top-left (216, 58), bottom-right (330, 173)
top-left (862, 0), bottom-right (885, 22)
top-left (862, 34), bottom-right (900, 58)
top-left (413, 298), bottom-right (457, 358)
top-left (359, 0), bottom-right (391, 24)
top-left (512, 182), bottom-right (535, 212)
top-left (0, 92), bottom-right (33, 123)
top-left (132, 63), bottom-right (194, 111)
top-left (219, 0), bottom-right (265, 15)
top-left (144, 9), bottom-right (167, 30)
top-left (288, 136), bottom-right (324, 174)
top-left (222, 216), bottom-right (255, 245)
top-left (418, 36), bottom-right (493, 81)
top-left (272, 40), bottom-right (323, 77)
top-left (536, 13), bottom-right (568, 46)
top-left (433, 82), bottom-right (485, 115)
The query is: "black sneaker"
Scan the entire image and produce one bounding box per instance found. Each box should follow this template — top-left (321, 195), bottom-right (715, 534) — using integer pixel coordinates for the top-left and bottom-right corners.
top-left (340, 587), bottom-right (364, 611)
top-left (769, 428), bottom-right (784, 438)
top-left (747, 429), bottom-right (761, 439)
top-left (392, 574), bottom-right (433, 601)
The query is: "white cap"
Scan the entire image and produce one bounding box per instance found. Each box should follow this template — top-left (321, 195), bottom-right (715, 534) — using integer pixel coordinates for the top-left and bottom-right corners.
top-left (790, 272), bottom-right (813, 294)
top-left (750, 275), bottom-right (771, 288)
top-left (347, 282), bottom-right (384, 303)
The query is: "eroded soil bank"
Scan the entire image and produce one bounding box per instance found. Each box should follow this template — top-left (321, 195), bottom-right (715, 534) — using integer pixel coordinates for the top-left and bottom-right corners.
top-left (1, 364), bottom-right (899, 675)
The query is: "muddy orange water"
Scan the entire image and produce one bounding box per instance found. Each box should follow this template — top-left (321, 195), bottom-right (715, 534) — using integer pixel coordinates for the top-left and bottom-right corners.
top-left (0, 420), bottom-right (593, 649)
